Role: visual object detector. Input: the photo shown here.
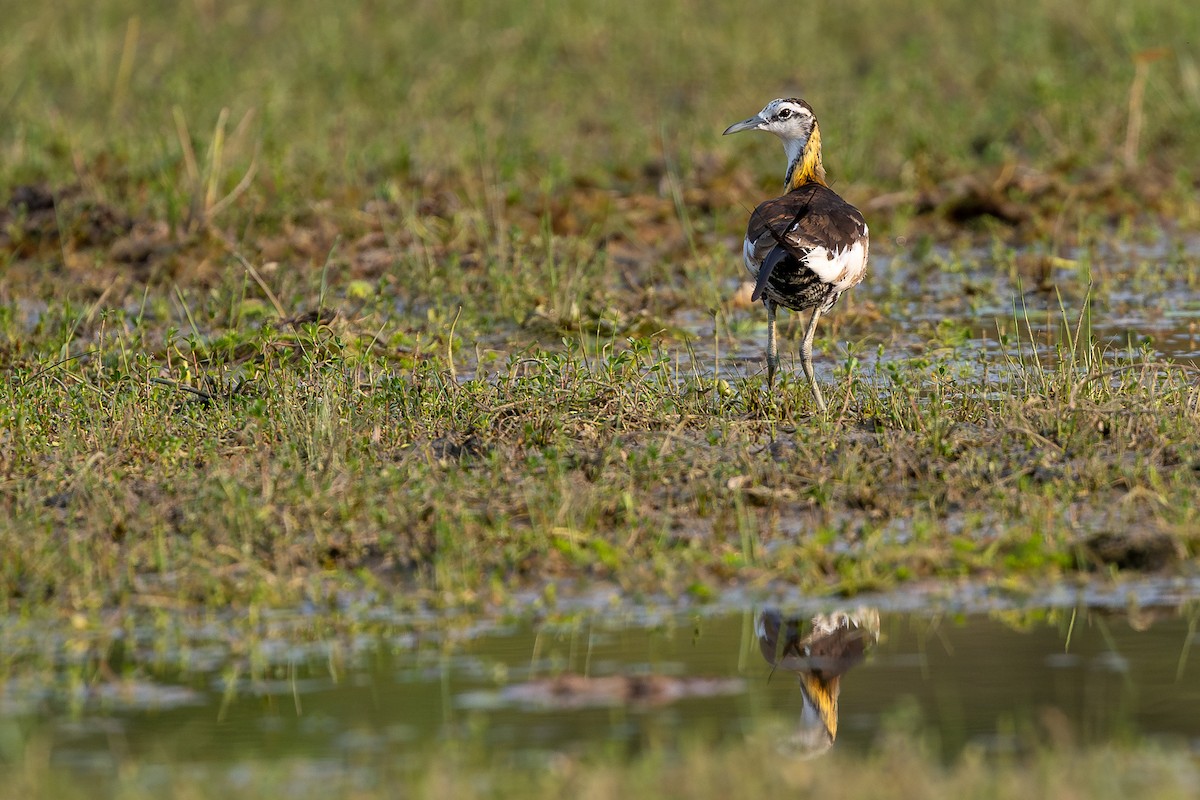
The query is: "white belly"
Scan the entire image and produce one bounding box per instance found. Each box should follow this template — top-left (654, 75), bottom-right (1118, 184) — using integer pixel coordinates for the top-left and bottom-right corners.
top-left (805, 232), bottom-right (869, 293)
top-left (742, 223), bottom-right (870, 294)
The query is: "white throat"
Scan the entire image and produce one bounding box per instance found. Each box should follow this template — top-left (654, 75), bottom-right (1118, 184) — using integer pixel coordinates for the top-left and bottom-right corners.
top-left (781, 135), bottom-right (806, 166)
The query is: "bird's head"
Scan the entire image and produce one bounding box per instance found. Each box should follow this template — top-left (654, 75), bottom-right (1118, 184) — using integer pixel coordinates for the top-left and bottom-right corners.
top-left (724, 98), bottom-right (825, 188)
top-left (724, 98), bottom-right (816, 144)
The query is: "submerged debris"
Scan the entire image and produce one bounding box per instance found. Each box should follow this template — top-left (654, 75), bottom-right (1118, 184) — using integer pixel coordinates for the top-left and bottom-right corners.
top-left (481, 673), bottom-right (745, 710)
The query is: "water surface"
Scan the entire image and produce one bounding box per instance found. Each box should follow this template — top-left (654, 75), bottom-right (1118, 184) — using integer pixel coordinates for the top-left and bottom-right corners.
top-left (4, 598), bottom-right (1197, 777)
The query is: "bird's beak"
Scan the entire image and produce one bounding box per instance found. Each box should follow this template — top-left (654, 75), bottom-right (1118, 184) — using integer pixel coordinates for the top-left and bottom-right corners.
top-left (723, 114), bottom-right (765, 135)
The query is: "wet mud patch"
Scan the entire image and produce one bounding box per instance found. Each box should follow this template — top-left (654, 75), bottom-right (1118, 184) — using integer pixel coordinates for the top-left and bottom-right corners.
top-left (1, 184), bottom-right (131, 258)
top-left (0, 184), bottom-right (226, 293)
top-left (1082, 528), bottom-right (1186, 572)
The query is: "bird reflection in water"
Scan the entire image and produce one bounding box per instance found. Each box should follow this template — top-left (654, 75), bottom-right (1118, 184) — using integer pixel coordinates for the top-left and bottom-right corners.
top-left (756, 607), bottom-right (880, 758)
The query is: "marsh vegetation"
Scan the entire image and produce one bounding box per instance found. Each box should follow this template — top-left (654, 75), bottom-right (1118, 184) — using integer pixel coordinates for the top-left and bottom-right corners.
top-left (2, 0), bottom-right (1199, 795)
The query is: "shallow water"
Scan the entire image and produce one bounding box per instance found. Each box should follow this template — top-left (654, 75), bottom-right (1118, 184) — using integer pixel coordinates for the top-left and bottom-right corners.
top-left (3, 598), bottom-right (1197, 778)
top-left (681, 235), bottom-right (1200, 386)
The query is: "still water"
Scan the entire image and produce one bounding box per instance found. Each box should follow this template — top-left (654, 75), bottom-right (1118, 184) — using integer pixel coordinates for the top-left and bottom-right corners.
top-left (3, 599), bottom-right (1197, 776)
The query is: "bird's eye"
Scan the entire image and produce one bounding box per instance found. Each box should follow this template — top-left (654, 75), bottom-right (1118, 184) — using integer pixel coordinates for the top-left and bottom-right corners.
top-left (777, 108), bottom-right (793, 120)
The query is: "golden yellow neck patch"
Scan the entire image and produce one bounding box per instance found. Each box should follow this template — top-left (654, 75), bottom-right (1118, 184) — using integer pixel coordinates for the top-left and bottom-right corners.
top-left (787, 125), bottom-right (828, 190)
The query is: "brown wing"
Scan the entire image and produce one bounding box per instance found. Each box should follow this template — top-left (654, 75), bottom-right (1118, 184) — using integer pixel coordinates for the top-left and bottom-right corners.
top-left (745, 184), bottom-right (867, 305)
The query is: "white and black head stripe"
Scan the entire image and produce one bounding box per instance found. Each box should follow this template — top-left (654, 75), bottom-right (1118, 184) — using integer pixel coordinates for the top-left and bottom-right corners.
top-left (761, 98), bottom-right (815, 122)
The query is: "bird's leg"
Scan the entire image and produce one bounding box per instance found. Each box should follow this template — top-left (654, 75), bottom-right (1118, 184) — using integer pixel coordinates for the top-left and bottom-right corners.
top-left (800, 306), bottom-right (827, 413)
top-left (765, 300), bottom-right (779, 388)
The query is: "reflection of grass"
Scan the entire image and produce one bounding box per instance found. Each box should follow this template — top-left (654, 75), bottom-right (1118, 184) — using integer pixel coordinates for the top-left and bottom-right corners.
top-left (2, 729), bottom-right (1196, 799)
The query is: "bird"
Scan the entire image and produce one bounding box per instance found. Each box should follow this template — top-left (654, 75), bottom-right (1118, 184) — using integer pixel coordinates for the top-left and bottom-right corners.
top-left (724, 98), bottom-right (869, 413)
top-left (755, 607), bottom-right (880, 758)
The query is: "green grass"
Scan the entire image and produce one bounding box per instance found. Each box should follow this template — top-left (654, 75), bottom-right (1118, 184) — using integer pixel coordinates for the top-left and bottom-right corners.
top-left (2, 311), bottom-right (1197, 610)
top-left (2, 0), bottom-right (1200, 618)
top-left (3, 728), bottom-right (1197, 800)
top-left (7, 1), bottom-right (1200, 196)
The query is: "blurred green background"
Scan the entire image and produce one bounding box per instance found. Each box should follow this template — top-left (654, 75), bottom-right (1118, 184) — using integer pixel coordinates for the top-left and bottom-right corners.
top-left (4, 0), bottom-right (1198, 222)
